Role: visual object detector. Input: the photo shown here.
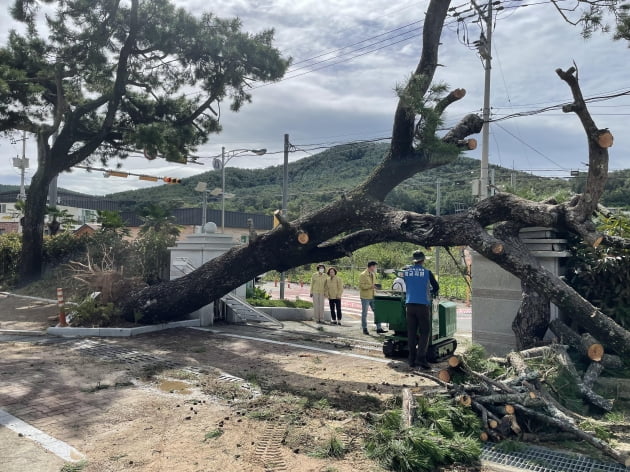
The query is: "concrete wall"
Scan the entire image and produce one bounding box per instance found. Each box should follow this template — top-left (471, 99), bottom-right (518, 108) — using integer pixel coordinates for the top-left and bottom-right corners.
top-left (256, 306), bottom-right (314, 321)
top-left (169, 230), bottom-right (242, 326)
top-left (471, 228), bottom-right (568, 356)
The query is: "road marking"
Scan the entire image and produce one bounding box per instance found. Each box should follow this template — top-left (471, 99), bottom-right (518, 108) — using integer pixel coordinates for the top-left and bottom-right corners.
top-left (0, 408), bottom-right (85, 462)
top-left (192, 328), bottom-right (392, 364)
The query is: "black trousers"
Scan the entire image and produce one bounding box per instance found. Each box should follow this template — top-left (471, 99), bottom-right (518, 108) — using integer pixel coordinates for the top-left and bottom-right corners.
top-left (406, 303), bottom-right (431, 363)
top-left (329, 299), bottom-right (342, 321)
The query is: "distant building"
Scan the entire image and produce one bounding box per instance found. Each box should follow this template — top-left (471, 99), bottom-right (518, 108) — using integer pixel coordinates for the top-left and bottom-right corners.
top-left (0, 191), bottom-right (272, 243)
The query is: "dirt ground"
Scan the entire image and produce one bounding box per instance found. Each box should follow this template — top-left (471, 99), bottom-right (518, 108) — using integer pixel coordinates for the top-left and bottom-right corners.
top-left (0, 291), bottom-right (461, 472)
top-left (0, 293), bottom-right (58, 331)
top-left (1, 295), bottom-right (627, 472)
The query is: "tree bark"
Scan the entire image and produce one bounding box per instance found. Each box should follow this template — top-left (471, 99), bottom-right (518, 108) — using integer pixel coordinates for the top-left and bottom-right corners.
top-left (513, 280), bottom-right (551, 350)
top-left (548, 319), bottom-right (623, 369)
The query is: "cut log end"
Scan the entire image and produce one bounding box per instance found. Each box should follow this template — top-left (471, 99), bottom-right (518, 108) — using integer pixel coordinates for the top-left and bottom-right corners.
top-left (453, 88), bottom-right (466, 99)
top-left (587, 343), bottom-right (604, 362)
top-left (488, 419), bottom-right (499, 429)
top-left (297, 230), bottom-right (309, 245)
top-left (504, 404), bottom-right (515, 415)
top-left (447, 355), bottom-right (461, 368)
top-left (597, 130), bottom-right (614, 148)
top-left (480, 431), bottom-right (489, 442)
top-left (491, 243), bottom-right (504, 255)
top-left (437, 369), bottom-right (451, 383)
top-left (456, 394), bottom-right (472, 408)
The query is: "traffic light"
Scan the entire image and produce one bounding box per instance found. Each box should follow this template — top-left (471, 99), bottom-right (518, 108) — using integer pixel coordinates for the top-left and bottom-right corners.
top-left (163, 177), bottom-right (182, 184)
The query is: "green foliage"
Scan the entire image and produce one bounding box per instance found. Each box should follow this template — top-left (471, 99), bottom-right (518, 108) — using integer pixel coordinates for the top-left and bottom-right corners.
top-left (133, 207), bottom-right (180, 284)
top-left (364, 397), bottom-right (482, 472)
top-left (247, 285), bottom-right (271, 300)
top-left (565, 214), bottom-right (630, 329)
top-left (0, 232), bottom-right (21, 287)
top-left (495, 440), bottom-right (526, 453)
top-left (104, 141), bottom-right (573, 219)
top-left (43, 232), bottom-right (87, 266)
top-left (97, 211), bottom-right (130, 237)
top-left (60, 461), bottom-right (88, 472)
top-left (246, 298), bottom-right (312, 309)
top-left (70, 296), bottom-right (122, 327)
top-left (458, 344), bottom-right (505, 379)
top-left (203, 429), bottom-right (223, 441)
top-left (310, 432), bottom-right (346, 459)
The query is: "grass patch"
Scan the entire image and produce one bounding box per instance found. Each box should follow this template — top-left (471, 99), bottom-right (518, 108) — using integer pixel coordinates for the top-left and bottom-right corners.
top-left (204, 429), bottom-right (224, 440)
top-left (80, 382), bottom-right (110, 393)
top-left (310, 432), bottom-right (346, 459)
top-left (245, 373), bottom-right (261, 387)
top-left (165, 369), bottom-right (199, 381)
top-left (248, 409), bottom-right (275, 420)
top-left (603, 411), bottom-right (628, 423)
top-left (313, 398), bottom-right (331, 410)
top-left (60, 461), bottom-right (88, 472)
top-left (495, 440), bottom-right (526, 453)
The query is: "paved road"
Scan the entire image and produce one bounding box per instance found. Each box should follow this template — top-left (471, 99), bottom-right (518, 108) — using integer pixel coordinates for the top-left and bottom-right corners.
top-left (261, 282), bottom-right (472, 334)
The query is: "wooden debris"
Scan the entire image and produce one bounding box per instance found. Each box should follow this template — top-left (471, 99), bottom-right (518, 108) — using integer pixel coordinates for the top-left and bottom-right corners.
top-left (402, 388), bottom-right (416, 429)
top-left (549, 319), bottom-right (622, 369)
top-left (412, 342), bottom-right (625, 466)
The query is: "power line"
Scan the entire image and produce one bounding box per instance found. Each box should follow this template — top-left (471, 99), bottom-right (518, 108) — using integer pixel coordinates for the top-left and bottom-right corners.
top-left (493, 122), bottom-right (568, 170)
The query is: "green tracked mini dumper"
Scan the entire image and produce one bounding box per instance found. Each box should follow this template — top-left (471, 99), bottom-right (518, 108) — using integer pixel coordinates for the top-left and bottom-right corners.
top-left (374, 293), bottom-right (458, 361)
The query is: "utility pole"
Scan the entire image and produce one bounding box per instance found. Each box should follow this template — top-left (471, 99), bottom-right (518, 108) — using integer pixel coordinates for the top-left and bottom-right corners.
top-left (279, 133), bottom-right (289, 300)
top-left (48, 131), bottom-right (59, 209)
top-left (435, 179), bottom-right (441, 277)
top-left (12, 131), bottom-right (29, 201)
top-left (474, 0), bottom-right (493, 199)
top-left (221, 146), bottom-right (226, 233)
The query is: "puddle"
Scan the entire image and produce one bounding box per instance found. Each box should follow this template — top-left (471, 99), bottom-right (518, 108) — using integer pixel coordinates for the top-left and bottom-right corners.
top-left (157, 379), bottom-right (191, 394)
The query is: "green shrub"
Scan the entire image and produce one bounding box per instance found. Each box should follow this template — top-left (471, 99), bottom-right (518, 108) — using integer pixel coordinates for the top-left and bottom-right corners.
top-left (70, 296), bottom-right (122, 327)
top-left (247, 285), bottom-right (271, 300)
top-left (246, 298), bottom-right (312, 308)
top-left (0, 233), bottom-right (21, 287)
top-left (43, 232), bottom-right (87, 266)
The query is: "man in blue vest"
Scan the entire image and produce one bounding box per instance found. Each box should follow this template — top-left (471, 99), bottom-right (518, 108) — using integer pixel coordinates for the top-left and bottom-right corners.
top-left (403, 250), bottom-right (439, 369)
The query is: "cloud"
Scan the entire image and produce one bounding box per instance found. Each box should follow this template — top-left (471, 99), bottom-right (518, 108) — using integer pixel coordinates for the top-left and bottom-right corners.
top-left (1, 0), bottom-right (628, 196)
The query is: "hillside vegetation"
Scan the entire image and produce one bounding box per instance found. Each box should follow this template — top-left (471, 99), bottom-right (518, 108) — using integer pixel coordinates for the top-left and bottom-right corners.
top-left (105, 143), bottom-right (583, 216)
top-left (5, 142), bottom-right (629, 214)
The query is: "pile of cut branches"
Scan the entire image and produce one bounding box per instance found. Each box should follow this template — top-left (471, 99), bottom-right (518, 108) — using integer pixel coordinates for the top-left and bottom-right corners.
top-left (415, 344), bottom-right (630, 467)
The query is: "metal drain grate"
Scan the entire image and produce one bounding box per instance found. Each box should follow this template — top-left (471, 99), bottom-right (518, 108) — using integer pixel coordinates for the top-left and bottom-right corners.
top-left (482, 443), bottom-right (629, 472)
top-left (71, 340), bottom-right (180, 368)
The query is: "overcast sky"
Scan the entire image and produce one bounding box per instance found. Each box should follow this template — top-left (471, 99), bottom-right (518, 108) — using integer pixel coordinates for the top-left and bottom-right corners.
top-left (0, 0), bottom-right (628, 196)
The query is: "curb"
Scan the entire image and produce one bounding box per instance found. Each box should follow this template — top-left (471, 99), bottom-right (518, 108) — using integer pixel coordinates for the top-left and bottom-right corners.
top-left (0, 329), bottom-right (46, 336)
top-left (47, 319), bottom-right (201, 337)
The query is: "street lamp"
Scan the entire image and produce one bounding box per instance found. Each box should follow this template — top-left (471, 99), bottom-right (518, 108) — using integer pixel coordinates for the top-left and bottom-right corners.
top-left (219, 147), bottom-right (266, 233)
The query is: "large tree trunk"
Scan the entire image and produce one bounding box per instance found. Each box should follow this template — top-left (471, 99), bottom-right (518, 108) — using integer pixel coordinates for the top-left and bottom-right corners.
top-left (19, 140), bottom-right (53, 284)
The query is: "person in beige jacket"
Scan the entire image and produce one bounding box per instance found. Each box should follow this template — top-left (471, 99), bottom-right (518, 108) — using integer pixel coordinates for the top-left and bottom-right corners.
top-left (310, 264), bottom-right (327, 323)
top-left (324, 267), bottom-right (344, 325)
top-left (359, 261), bottom-right (385, 334)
